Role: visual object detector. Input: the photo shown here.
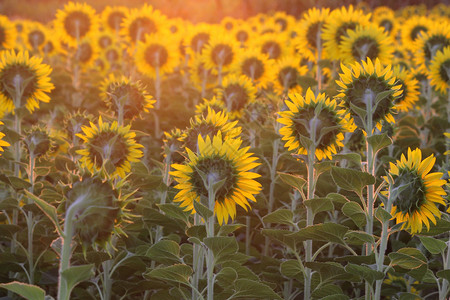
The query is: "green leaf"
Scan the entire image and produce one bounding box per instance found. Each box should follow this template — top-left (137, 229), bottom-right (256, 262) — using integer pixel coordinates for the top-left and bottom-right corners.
top-left (418, 218), bottom-right (450, 236)
top-left (61, 264), bottom-right (95, 294)
top-left (306, 262), bottom-right (352, 282)
top-left (186, 225), bottom-right (206, 241)
top-left (304, 198), bottom-right (334, 215)
top-left (0, 282), bottom-right (45, 300)
top-left (216, 267), bottom-right (237, 287)
top-left (233, 279), bottom-right (283, 300)
top-left (146, 240), bottom-right (181, 265)
top-left (290, 223), bottom-right (349, 245)
top-left (261, 229), bottom-right (297, 250)
top-left (193, 199), bottom-right (213, 219)
top-left (345, 230), bottom-right (375, 245)
top-left (314, 161), bottom-right (333, 177)
top-left (418, 236), bottom-right (448, 255)
top-left (375, 206), bottom-right (392, 223)
top-left (204, 236), bottom-right (238, 265)
top-left (280, 260), bottom-right (304, 280)
top-left (342, 202), bottom-right (366, 228)
top-left (24, 190), bottom-right (62, 235)
top-left (145, 264), bottom-right (193, 286)
top-left (278, 172), bottom-right (306, 192)
top-left (312, 284), bottom-right (346, 299)
top-left (331, 167), bottom-right (375, 196)
top-left (0, 224), bottom-right (21, 238)
top-left (349, 102), bottom-right (367, 120)
top-left (399, 292), bottom-right (423, 300)
top-left (332, 153), bottom-right (362, 168)
top-left (327, 193), bottom-right (350, 207)
top-left (388, 248), bottom-right (427, 269)
top-left (375, 90), bottom-right (394, 105)
top-left (262, 209), bottom-right (294, 226)
top-left (55, 155), bottom-right (76, 172)
top-left (334, 254), bottom-right (376, 265)
top-left (345, 263), bottom-right (384, 285)
top-left (0, 174), bottom-right (32, 190)
top-left (158, 203), bottom-right (190, 224)
top-left (437, 270), bottom-right (450, 282)
top-left (297, 75), bottom-right (317, 90)
top-left (367, 133), bottom-right (392, 154)
top-left (218, 224), bottom-right (245, 236)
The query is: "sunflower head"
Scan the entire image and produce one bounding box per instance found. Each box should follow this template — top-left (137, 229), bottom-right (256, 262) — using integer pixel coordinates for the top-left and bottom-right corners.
top-left (336, 58), bottom-right (402, 131)
top-left (429, 46), bottom-right (450, 94)
top-left (101, 6), bottom-right (128, 33)
top-left (278, 88), bottom-right (355, 160)
top-left (273, 56), bottom-right (308, 95)
top-left (392, 66), bottom-right (420, 112)
top-left (171, 132), bottom-right (262, 225)
top-left (195, 96), bottom-right (227, 118)
top-left (0, 121), bottom-right (10, 156)
top-left (22, 21), bottom-right (48, 52)
top-left (63, 110), bottom-right (94, 143)
top-left (414, 26), bottom-right (450, 71)
top-left (233, 48), bottom-right (273, 89)
top-left (296, 7), bottom-right (330, 61)
top-left (0, 15), bottom-right (17, 50)
top-left (76, 117), bottom-right (144, 178)
top-left (201, 34), bottom-right (239, 73)
top-left (386, 148), bottom-right (447, 234)
top-left (74, 36), bottom-right (99, 67)
top-left (0, 50), bottom-right (54, 114)
top-left (23, 125), bottom-right (52, 158)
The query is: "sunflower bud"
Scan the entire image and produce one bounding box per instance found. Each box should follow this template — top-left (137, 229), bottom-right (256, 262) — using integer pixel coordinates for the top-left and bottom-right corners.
top-left (23, 126), bottom-right (52, 158)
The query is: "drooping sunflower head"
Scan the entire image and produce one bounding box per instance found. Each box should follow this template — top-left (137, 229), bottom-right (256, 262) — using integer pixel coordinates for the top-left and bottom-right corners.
top-left (339, 24), bottom-right (394, 65)
top-left (215, 74), bottom-right (257, 119)
top-left (100, 74), bottom-right (155, 121)
top-left (163, 127), bottom-right (184, 161)
top-left (181, 107), bottom-right (241, 153)
top-left (233, 48), bottom-right (273, 89)
top-left (23, 125), bottom-right (52, 158)
top-left (76, 117), bottom-right (144, 178)
top-left (400, 16), bottom-right (433, 50)
top-left (171, 132), bottom-right (262, 225)
top-left (413, 26), bottom-right (450, 72)
top-left (336, 58), bottom-right (403, 131)
top-left (0, 50), bottom-right (54, 114)
top-left (55, 2), bottom-right (99, 47)
top-left (429, 46), bottom-right (450, 94)
top-left (296, 7), bottom-right (330, 61)
top-left (392, 66), bottom-right (420, 112)
top-left (273, 55), bottom-right (308, 95)
top-left (387, 148), bottom-right (447, 234)
top-left (201, 34), bottom-right (239, 73)
top-left (195, 96), bottom-right (227, 118)
top-left (0, 121), bottom-right (10, 156)
top-left (101, 6), bottom-right (129, 33)
top-left (278, 88), bottom-right (356, 160)
top-left (0, 15), bottom-right (17, 50)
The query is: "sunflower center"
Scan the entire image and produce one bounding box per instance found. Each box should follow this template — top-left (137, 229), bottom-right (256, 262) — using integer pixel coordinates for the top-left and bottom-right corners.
top-left (77, 42), bottom-right (93, 63)
top-left (99, 36), bottom-right (112, 48)
top-left (211, 44), bottom-right (234, 67)
top-left (191, 156), bottom-right (237, 203)
top-left (44, 41), bottom-right (54, 53)
top-left (306, 22), bottom-right (321, 48)
top-left (278, 66), bottom-right (299, 90)
top-left (185, 124), bottom-right (220, 152)
top-left (352, 36), bottom-right (379, 61)
top-left (191, 32), bottom-right (210, 53)
top-left (439, 60), bottom-right (450, 83)
top-left (241, 57), bottom-right (264, 80)
top-left (275, 18), bottom-right (288, 31)
top-left (410, 25), bottom-right (428, 41)
top-left (392, 169), bottom-right (426, 215)
top-left (0, 65), bottom-right (37, 102)
top-left (379, 19), bottom-right (393, 33)
top-left (28, 30), bottom-right (45, 48)
top-left (224, 83), bottom-right (249, 111)
top-left (225, 21), bottom-right (233, 31)
top-left (424, 35), bottom-right (450, 61)
top-left (235, 30), bottom-right (248, 43)
top-left (335, 22), bottom-right (357, 44)
top-left (106, 49), bottom-right (119, 62)
top-left (88, 131), bottom-right (129, 169)
top-left (107, 11), bottom-right (125, 31)
top-left (262, 41), bottom-right (281, 59)
top-left (129, 17), bottom-right (156, 43)
top-left (170, 25), bottom-right (178, 33)
top-left (64, 11), bottom-right (91, 39)
top-left (144, 44), bottom-right (168, 68)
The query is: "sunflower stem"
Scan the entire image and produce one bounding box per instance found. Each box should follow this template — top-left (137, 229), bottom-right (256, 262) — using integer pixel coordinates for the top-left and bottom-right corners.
top-left (316, 23), bottom-right (322, 93)
top-left (218, 64), bottom-right (223, 87)
top-left (201, 67), bottom-right (208, 99)
top-left (206, 183), bottom-right (216, 300)
top-left (192, 214), bottom-right (204, 300)
top-left (155, 152), bottom-right (172, 242)
top-left (440, 235), bottom-right (450, 299)
top-left (26, 154), bottom-right (36, 284)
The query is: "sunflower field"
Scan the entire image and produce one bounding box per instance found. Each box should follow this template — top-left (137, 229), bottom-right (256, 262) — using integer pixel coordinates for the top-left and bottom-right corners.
top-left (0, 1), bottom-right (450, 299)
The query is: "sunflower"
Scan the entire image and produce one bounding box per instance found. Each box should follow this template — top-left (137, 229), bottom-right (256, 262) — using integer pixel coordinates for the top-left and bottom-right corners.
top-left (195, 96), bottom-right (227, 117)
top-left (0, 50), bottom-right (54, 114)
top-left (102, 44), bottom-right (122, 67)
top-left (400, 16), bottom-right (434, 50)
top-left (272, 55), bottom-right (308, 95)
top-left (273, 11), bottom-right (296, 32)
top-left (295, 7), bottom-right (330, 62)
top-left (386, 148), bottom-right (447, 234)
top-left (429, 46), bottom-right (450, 94)
top-left (278, 88), bottom-right (355, 160)
top-left (120, 4), bottom-right (167, 45)
top-left (251, 32), bottom-right (288, 60)
top-left (0, 121), bottom-right (10, 156)
top-left (135, 32), bottom-right (178, 78)
top-left (0, 15), bottom-right (17, 50)
top-left (392, 66), bottom-right (420, 112)
top-left (232, 22), bottom-right (254, 47)
top-left (215, 74), bottom-right (257, 119)
top-left (22, 21), bottom-right (48, 53)
top-left (184, 23), bottom-right (212, 56)
top-left (100, 74), bottom-right (155, 120)
top-left (221, 16), bottom-right (238, 33)
top-left (233, 48), bottom-right (273, 89)
top-left (201, 34), bottom-right (239, 74)
top-left (413, 26), bottom-right (450, 72)
top-left (188, 54), bottom-right (218, 92)
top-left (94, 30), bottom-right (116, 50)
top-left (74, 36), bottom-right (100, 67)
top-left (181, 107), bottom-right (241, 153)
top-left (372, 8), bottom-right (397, 36)
top-left (322, 5), bottom-right (371, 60)
top-left (171, 132), bottom-right (262, 225)
top-left (336, 58), bottom-right (402, 131)
top-left (339, 24), bottom-right (394, 65)
top-left (101, 6), bottom-right (129, 34)
top-left (55, 2), bottom-right (99, 47)
top-left (76, 117), bottom-right (144, 178)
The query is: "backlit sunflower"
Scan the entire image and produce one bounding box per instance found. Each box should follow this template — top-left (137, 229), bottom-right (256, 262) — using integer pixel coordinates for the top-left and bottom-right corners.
top-left (278, 88), bottom-right (355, 160)
top-left (413, 26), bottom-right (450, 72)
top-left (120, 4), bottom-right (167, 45)
top-left (221, 16), bottom-right (238, 33)
top-left (0, 15), bottom-right (17, 50)
top-left (0, 50), bottom-right (54, 114)
top-left (195, 96), bottom-right (227, 117)
top-left (429, 46), bottom-right (450, 94)
top-left (322, 5), bottom-right (371, 60)
top-left (171, 132), bottom-right (262, 225)
top-left (251, 32), bottom-right (288, 60)
top-left (94, 30), bottom-right (116, 50)
top-left (22, 21), bottom-right (48, 53)
top-left (372, 8), bottom-right (397, 36)
top-left (387, 148), bottom-right (447, 234)
top-left (273, 55), bottom-right (308, 95)
top-left (181, 107), bottom-right (241, 153)
top-left (339, 24), bottom-right (394, 65)
top-left (273, 11), bottom-right (296, 32)
top-left (201, 34), bottom-right (239, 74)
top-left (101, 6), bottom-right (128, 34)
top-left (0, 121), bottom-right (10, 156)
top-left (336, 58), bottom-right (402, 131)
top-left (400, 16), bottom-right (433, 50)
top-left (100, 74), bottom-right (155, 120)
top-left (392, 66), bottom-right (420, 112)
top-left (233, 48), bottom-right (273, 89)
top-left (74, 36), bottom-right (99, 67)
top-left (232, 22), bottom-right (254, 47)
top-left (135, 33), bottom-right (178, 78)
top-left (184, 23), bottom-right (212, 56)
top-left (55, 2), bottom-right (99, 47)
top-left (76, 117), bottom-right (144, 178)
top-left (215, 74), bottom-right (257, 119)
top-left (188, 54), bottom-right (217, 92)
